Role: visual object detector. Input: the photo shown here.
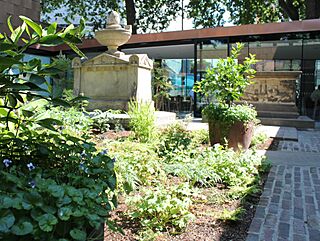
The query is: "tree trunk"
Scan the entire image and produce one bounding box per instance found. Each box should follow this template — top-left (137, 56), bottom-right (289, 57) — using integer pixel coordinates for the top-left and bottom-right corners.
top-left (305, 0), bottom-right (320, 19)
top-left (278, 0), bottom-right (300, 20)
top-left (125, 0), bottom-right (137, 34)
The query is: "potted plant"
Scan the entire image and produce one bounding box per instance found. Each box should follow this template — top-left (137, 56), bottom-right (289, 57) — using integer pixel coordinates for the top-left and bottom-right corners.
top-left (194, 43), bottom-right (258, 150)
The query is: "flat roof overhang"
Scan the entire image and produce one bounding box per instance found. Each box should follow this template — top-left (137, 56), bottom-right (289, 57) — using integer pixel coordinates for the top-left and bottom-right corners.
top-left (29, 19), bottom-right (320, 54)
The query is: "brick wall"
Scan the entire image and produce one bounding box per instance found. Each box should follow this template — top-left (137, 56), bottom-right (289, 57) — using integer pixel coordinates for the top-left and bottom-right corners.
top-left (0, 0), bottom-right (40, 33)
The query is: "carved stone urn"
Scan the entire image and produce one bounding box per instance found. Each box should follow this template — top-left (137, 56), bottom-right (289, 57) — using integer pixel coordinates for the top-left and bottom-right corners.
top-left (95, 11), bottom-right (132, 56)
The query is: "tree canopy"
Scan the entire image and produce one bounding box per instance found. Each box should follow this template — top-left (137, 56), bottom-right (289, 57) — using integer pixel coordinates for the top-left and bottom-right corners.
top-left (41, 0), bottom-right (320, 34)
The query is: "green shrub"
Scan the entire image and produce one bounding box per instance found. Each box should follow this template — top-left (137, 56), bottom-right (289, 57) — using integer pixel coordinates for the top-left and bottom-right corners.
top-left (108, 141), bottom-right (165, 194)
top-left (251, 132), bottom-right (268, 147)
top-left (158, 122), bottom-right (192, 158)
top-left (0, 17), bottom-right (116, 240)
top-left (127, 183), bottom-right (194, 233)
top-left (128, 101), bottom-right (157, 143)
top-left (164, 145), bottom-right (264, 187)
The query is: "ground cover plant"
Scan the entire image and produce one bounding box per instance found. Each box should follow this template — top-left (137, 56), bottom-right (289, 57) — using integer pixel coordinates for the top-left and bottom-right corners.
top-left (0, 17), bottom-right (117, 240)
top-left (102, 118), bottom-right (270, 240)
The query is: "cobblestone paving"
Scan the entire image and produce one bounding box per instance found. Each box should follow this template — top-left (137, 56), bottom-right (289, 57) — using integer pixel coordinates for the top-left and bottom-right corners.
top-left (247, 165), bottom-right (320, 241)
top-left (278, 131), bottom-right (320, 153)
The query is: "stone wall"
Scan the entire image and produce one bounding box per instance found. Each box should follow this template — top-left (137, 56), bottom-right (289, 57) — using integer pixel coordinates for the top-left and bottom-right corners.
top-left (242, 71), bottom-right (301, 103)
top-left (0, 0), bottom-right (40, 33)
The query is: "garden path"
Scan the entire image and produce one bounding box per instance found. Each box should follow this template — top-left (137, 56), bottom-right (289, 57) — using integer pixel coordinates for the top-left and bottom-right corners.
top-left (247, 128), bottom-right (320, 241)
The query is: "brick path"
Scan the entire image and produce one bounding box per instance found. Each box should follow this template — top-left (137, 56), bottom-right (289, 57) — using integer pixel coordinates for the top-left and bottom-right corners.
top-left (278, 131), bottom-right (320, 153)
top-left (247, 129), bottom-right (320, 241)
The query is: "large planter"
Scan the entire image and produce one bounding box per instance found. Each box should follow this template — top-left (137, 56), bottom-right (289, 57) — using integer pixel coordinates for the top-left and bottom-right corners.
top-left (208, 120), bottom-right (254, 151)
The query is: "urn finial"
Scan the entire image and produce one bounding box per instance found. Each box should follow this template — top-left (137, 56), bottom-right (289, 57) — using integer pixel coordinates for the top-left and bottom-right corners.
top-left (107, 11), bottom-right (121, 26)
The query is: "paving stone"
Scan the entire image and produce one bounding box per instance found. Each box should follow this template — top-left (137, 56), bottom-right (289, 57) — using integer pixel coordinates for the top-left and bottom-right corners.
top-left (247, 233), bottom-right (260, 241)
top-left (308, 229), bottom-right (320, 241)
top-left (293, 234), bottom-right (307, 241)
top-left (278, 222), bottom-right (290, 239)
top-left (293, 207), bottom-right (304, 220)
top-left (292, 219), bottom-right (306, 234)
top-left (281, 199), bottom-right (292, 210)
top-left (249, 218), bottom-right (263, 233)
top-left (246, 129), bottom-right (320, 241)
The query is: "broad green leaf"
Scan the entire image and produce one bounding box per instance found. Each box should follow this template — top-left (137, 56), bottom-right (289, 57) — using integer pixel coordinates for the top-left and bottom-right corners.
top-left (65, 41), bottom-right (86, 58)
top-left (11, 221), bottom-right (33, 235)
top-left (58, 207), bottom-right (72, 221)
top-left (8, 94), bottom-right (17, 107)
top-left (29, 74), bottom-right (46, 86)
top-left (47, 22), bottom-right (57, 34)
top-left (40, 35), bottom-right (64, 46)
top-left (48, 184), bottom-right (64, 198)
top-left (19, 16), bottom-right (42, 37)
top-left (52, 98), bottom-right (71, 107)
top-left (38, 214), bottom-right (58, 232)
top-left (70, 228), bottom-right (86, 241)
top-left (7, 16), bottom-right (13, 33)
top-left (0, 43), bottom-right (15, 51)
top-left (0, 210), bottom-right (15, 232)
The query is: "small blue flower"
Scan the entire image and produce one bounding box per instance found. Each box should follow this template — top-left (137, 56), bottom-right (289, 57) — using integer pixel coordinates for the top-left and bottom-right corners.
top-left (27, 162), bottom-right (35, 171)
top-left (100, 149), bottom-right (108, 155)
top-left (79, 162), bottom-right (85, 170)
top-left (28, 180), bottom-right (36, 189)
top-left (111, 157), bottom-right (116, 163)
top-left (80, 150), bottom-right (86, 157)
top-left (84, 167), bottom-right (88, 173)
top-left (3, 159), bottom-right (12, 168)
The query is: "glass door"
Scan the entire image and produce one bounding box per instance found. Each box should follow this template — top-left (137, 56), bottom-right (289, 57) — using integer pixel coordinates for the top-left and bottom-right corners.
top-left (194, 39), bottom-right (228, 117)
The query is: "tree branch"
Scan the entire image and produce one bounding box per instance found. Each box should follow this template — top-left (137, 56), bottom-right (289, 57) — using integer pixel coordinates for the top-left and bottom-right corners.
top-left (125, 0), bottom-right (137, 34)
top-left (278, 0), bottom-right (299, 20)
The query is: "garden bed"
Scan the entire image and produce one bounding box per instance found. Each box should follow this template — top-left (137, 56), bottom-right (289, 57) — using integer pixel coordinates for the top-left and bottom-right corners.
top-left (98, 124), bottom-right (270, 241)
top-left (104, 172), bottom-right (268, 241)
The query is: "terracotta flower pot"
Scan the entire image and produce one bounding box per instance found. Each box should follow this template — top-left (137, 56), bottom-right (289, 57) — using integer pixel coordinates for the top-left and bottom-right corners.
top-left (208, 120), bottom-right (254, 151)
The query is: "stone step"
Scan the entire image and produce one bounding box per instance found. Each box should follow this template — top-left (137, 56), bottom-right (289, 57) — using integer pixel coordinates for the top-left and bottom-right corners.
top-left (238, 101), bottom-right (298, 112)
top-left (258, 111), bottom-right (299, 119)
top-left (259, 116), bottom-right (315, 129)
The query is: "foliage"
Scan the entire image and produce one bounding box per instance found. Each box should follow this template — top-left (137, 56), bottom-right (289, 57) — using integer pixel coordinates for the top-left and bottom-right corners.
top-left (158, 122), bottom-right (192, 158)
top-left (202, 103), bottom-right (258, 125)
top-left (41, 0), bottom-right (182, 34)
top-left (194, 43), bottom-right (257, 105)
top-left (188, 0), bottom-right (318, 28)
top-left (128, 101), bottom-right (157, 143)
top-left (107, 141), bottom-right (165, 194)
top-left (251, 132), bottom-right (268, 147)
top-left (152, 65), bottom-right (172, 111)
top-left (89, 109), bottom-right (111, 133)
top-left (164, 145), bottom-right (264, 187)
top-left (218, 207), bottom-right (246, 222)
top-left (127, 183), bottom-right (194, 233)
top-left (0, 17), bottom-right (116, 240)
top-left (42, 0), bottom-right (318, 36)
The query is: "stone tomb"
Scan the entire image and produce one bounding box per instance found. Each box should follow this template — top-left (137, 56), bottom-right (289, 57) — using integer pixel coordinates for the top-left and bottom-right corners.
top-left (72, 53), bottom-right (153, 111)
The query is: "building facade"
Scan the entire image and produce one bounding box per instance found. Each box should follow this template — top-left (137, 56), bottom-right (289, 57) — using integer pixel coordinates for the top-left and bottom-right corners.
top-left (0, 0), bottom-right (40, 32)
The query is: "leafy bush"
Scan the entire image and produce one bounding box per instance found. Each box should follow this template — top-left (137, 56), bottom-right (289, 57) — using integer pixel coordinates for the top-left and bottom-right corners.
top-left (164, 145), bottom-right (264, 187)
top-left (127, 183), bottom-right (194, 233)
top-left (128, 101), bottom-right (157, 143)
top-left (203, 103), bottom-right (258, 126)
top-left (194, 43), bottom-right (257, 105)
top-left (158, 122), bottom-right (192, 158)
top-left (251, 132), bottom-right (268, 147)
top-left (107, 141), bottom-right (165, 194)
top-left (0, 17), bottom-right (116, 240)
top-left (201, 145), bottom-right (264, 186)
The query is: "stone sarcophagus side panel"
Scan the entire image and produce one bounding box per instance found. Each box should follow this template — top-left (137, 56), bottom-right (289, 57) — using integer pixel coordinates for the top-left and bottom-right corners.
top-left (72, 53), bottom-right (153, 111)
top-left (242, 71), bottom-right (301, 103)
